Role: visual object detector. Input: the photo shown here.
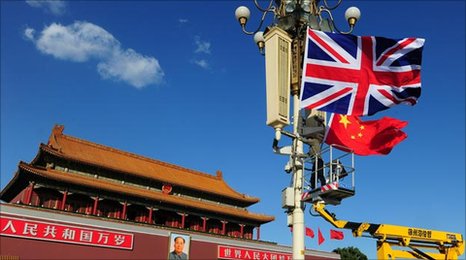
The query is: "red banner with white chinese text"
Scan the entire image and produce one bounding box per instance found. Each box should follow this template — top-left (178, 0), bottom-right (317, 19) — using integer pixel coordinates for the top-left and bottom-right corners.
top-left (0, 215), bottom-right (133, 250)
top-left (218, 245), bottom-right (292, 260)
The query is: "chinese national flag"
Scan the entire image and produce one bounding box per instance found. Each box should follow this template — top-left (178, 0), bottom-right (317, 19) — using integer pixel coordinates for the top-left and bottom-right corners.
top-left (318, 228), bottom-right (325, 245)
top-left (330, 229), bottom-right (344, 240)
top-left (305, 227), bottom-right (315, 238)
top-left (325, 114), bottom-right (408, 155)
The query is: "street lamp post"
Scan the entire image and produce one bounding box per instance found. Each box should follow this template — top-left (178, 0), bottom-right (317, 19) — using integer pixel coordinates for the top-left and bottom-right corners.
top-left (235, 1), bottom-right (360, 259)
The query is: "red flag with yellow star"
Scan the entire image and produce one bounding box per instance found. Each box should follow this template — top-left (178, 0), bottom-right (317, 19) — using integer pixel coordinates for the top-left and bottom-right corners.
top-left (325, 114), bottom-right (408, 155)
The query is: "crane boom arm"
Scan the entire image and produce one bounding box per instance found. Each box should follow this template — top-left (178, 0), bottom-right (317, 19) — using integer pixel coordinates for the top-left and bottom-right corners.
top-left (312, 202), bottom-right (464, 259)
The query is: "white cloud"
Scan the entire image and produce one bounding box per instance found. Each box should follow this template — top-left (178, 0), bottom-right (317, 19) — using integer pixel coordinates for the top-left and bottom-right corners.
top-left (26, 0), bottom-right (66, 16)
top-left (33, 22), bottom-right (118, 62)
top-left (24, 28), bottom-right (35, 41)
top-left (178, 19), bottom-right (189, 24)
top-left (98, 49), bottom-right (164, 89)
top-left (194, 36), bottom-right (211, 54)
top-left (193, 59), bottom-right (209, 69)
top-left (25, 21), bottom-right (164, 88)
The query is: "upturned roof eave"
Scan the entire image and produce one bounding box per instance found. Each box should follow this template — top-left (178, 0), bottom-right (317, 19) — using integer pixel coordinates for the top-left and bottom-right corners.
top-left (0, 169), bottom-right (22, 202)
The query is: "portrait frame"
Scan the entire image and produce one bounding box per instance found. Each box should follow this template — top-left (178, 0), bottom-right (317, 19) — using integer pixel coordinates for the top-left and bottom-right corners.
top-left (167, 232), bottom-right (190, 260)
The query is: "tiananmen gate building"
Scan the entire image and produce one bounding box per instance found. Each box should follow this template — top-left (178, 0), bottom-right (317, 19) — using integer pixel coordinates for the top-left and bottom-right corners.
top-left (0, 125), bottom-right (339, 259)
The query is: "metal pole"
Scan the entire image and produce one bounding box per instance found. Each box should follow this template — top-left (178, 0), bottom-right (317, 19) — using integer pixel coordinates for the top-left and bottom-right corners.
top-left (292, 93), bottom-right (305, 259)
top-left (235, 1), bottom-right (361, 257)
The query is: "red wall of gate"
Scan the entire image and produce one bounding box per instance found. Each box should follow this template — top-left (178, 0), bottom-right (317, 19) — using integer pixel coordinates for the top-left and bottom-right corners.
top-left (1, 232), bottom-right (167, 259)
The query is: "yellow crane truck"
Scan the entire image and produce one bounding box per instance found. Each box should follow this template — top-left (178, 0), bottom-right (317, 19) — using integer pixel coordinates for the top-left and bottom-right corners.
top-left (311, 202), bottom-right (464, 259)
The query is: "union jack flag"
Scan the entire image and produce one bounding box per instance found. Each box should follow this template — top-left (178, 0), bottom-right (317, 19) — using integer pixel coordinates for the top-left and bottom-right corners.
top-left (300, 28), bottom-right (425, 116)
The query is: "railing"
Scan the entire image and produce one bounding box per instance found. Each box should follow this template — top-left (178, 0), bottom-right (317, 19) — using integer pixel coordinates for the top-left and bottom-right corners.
top-left (303, 144), bottom-right (355, 192)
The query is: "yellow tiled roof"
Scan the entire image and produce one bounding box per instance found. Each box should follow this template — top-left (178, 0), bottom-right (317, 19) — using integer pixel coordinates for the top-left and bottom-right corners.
top-left (44, 125), bottom-right (259, 204)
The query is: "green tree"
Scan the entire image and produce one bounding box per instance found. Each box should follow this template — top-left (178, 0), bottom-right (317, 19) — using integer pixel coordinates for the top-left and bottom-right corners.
top-left (333, 247), bottom-right (368, 260)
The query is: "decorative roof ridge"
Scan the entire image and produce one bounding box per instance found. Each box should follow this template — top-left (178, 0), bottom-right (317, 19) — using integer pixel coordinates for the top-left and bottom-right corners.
top-left (47, 125), bottom-right (64, 151)
top-left (17, 162), bottom-right (275, 222)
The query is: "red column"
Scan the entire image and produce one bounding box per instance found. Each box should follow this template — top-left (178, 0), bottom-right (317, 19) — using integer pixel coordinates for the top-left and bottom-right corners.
top-left (202, 217), bottom-right (208, 232)
top-left (60, 190), bottom-right (68, 210)
top-left (23, 184), bottom-right (30, 204)
top-left (240, 224), bottom-right (245, 238)
top-left (25, 182), bottom-right (35, 205)
top-left (179, 213), bottom-right (186, 229)
top-left (147, 207), bottom-right (153, 224)
top-left (121, 202), bottom-right (127, 220)
top-left (221, 221), bottom-right (228, 235)
top-left (92, 197), bottom-right (99, 215)
top-left (256, 226), bottom-right (261, 240)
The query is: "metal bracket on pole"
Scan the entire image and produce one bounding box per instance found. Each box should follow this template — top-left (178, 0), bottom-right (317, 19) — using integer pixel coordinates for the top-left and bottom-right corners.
top-left (273, 130), bottom-right (311, 157)
top-left (272, 129), bottom-right (296, 154)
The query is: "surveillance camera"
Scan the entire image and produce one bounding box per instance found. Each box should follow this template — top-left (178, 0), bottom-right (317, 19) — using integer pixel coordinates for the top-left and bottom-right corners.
top-left (284, 161), bottom-right (292, 173)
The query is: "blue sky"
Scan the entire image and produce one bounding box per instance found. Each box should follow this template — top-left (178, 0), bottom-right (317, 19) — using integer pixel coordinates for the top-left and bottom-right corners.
top-left (1, 1), bottom-right (464, 259)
